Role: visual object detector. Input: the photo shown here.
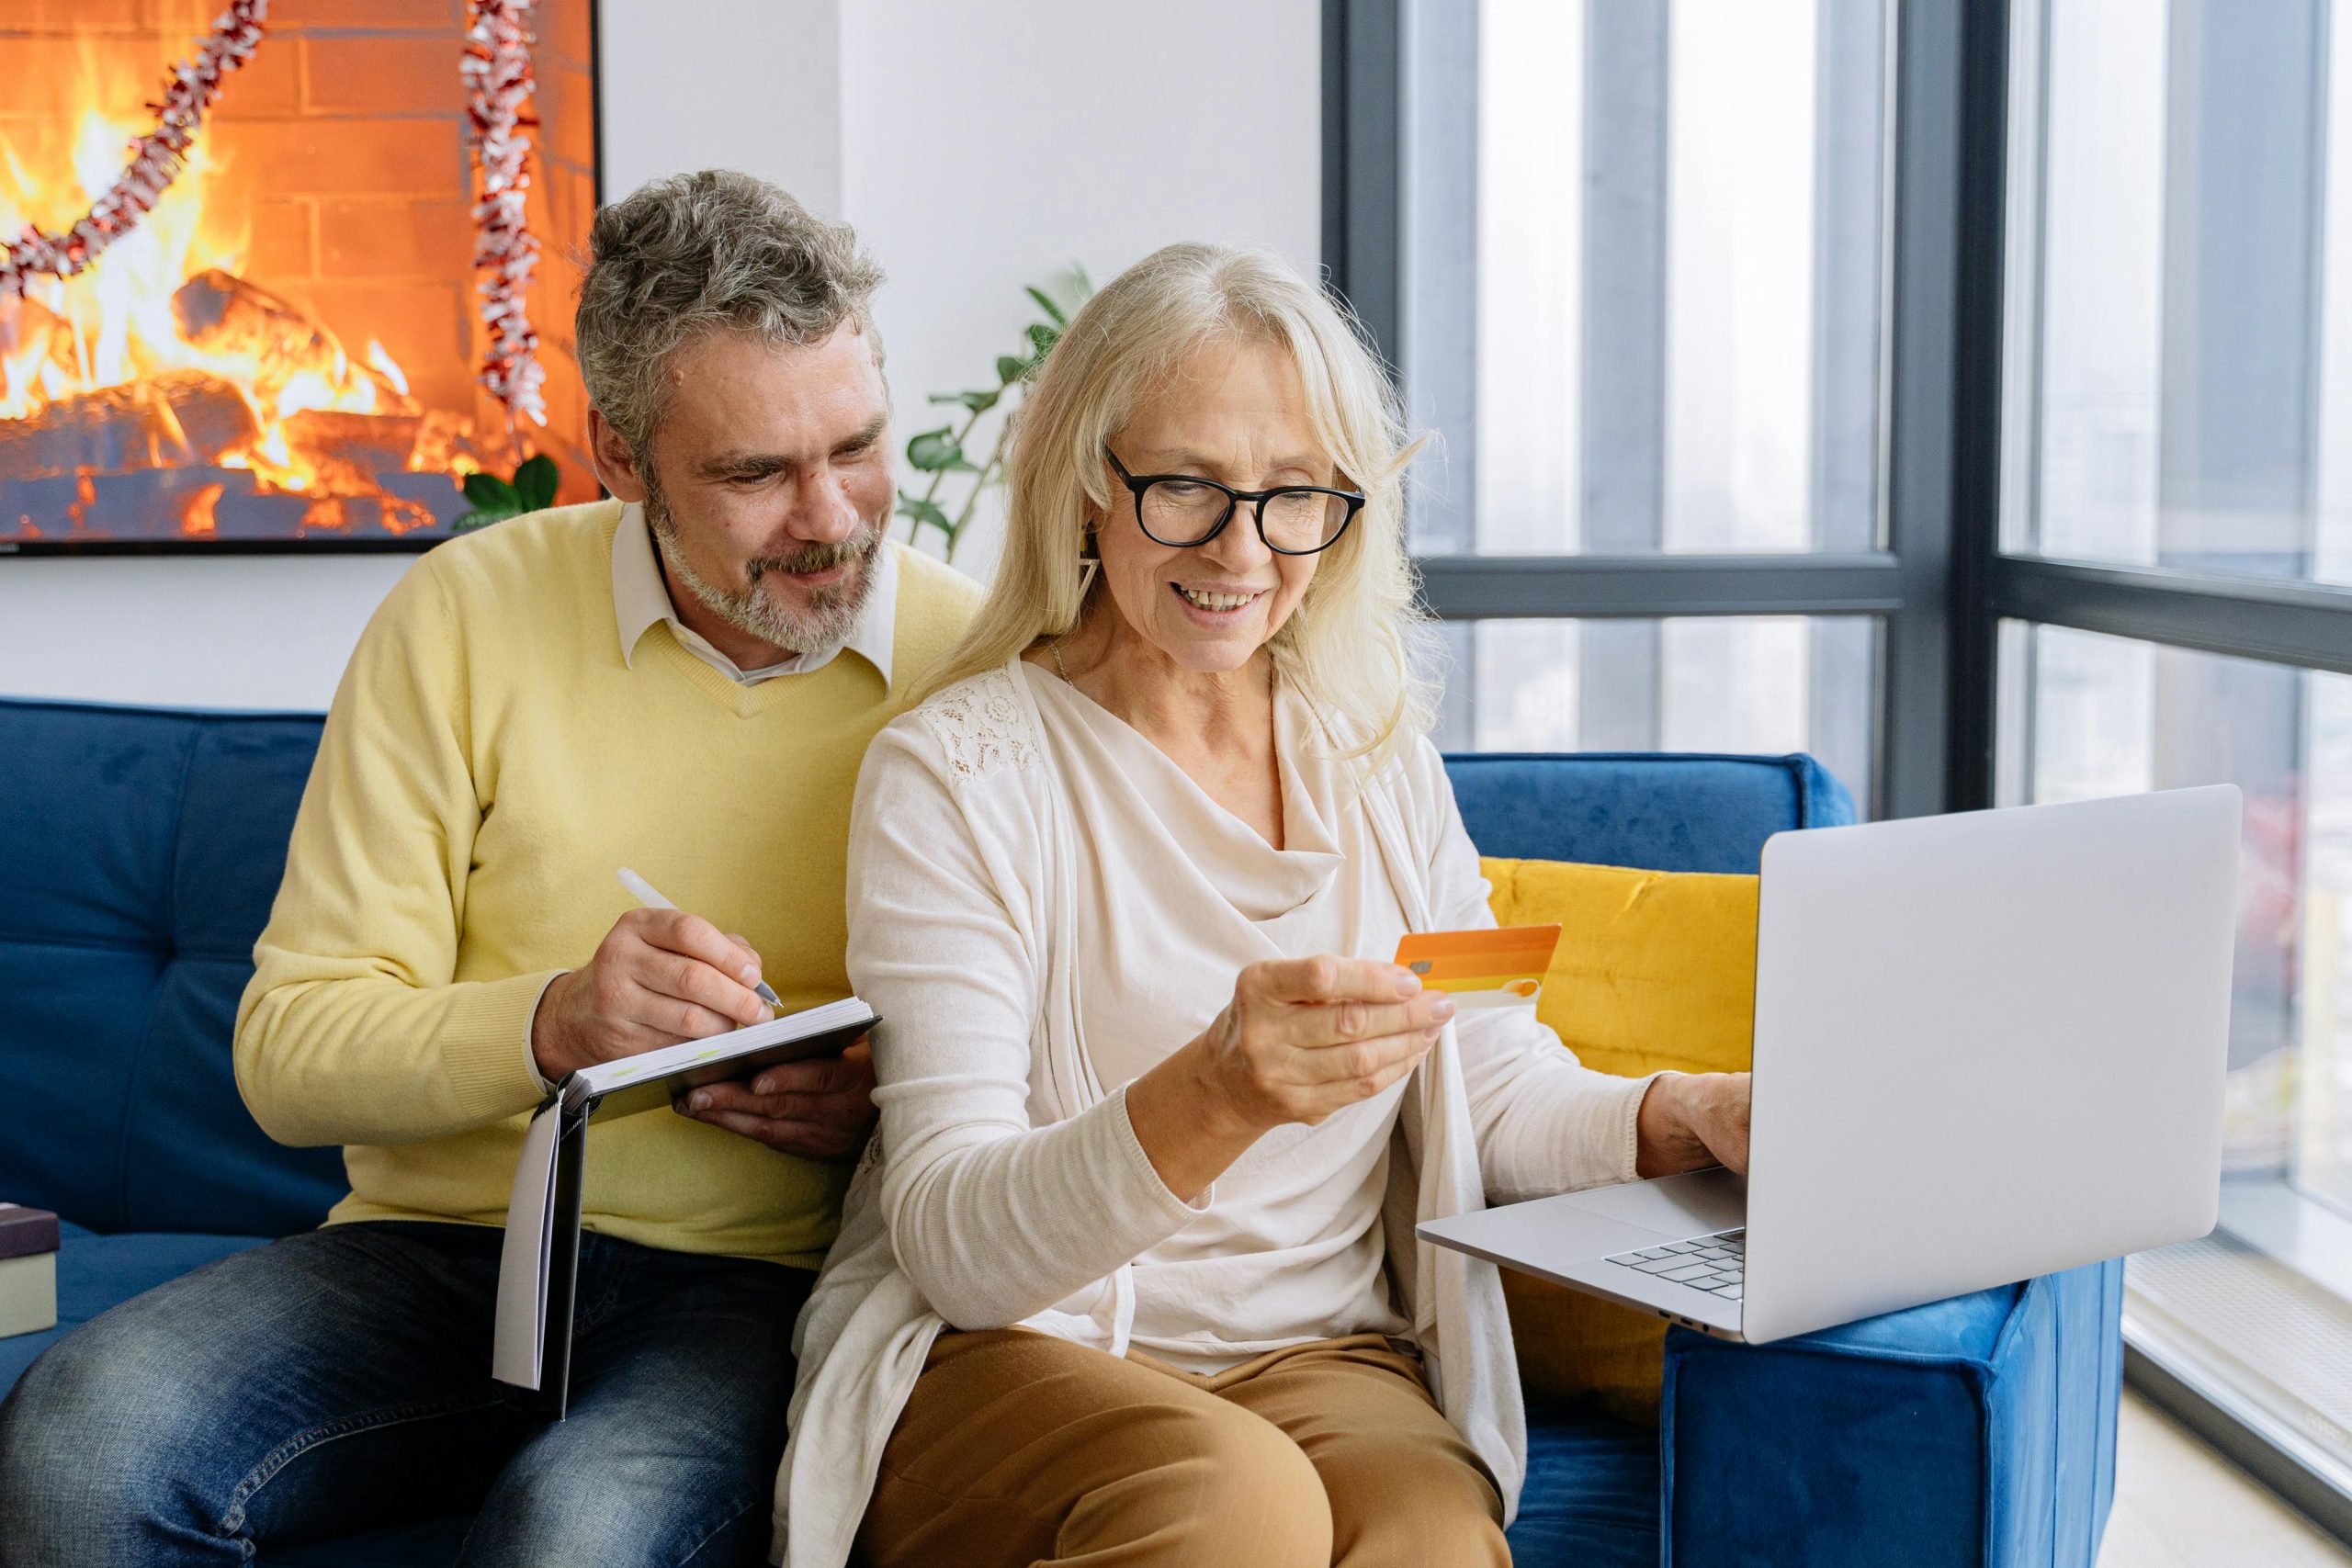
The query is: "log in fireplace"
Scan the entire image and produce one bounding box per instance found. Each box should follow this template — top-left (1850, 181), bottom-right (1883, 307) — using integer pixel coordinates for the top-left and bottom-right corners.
top-left (0, 0), bottom-right (596, 548)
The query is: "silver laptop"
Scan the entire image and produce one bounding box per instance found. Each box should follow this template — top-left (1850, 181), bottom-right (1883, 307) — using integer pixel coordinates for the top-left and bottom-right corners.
top-left (1418, 785), bottom-right (2242, 1346)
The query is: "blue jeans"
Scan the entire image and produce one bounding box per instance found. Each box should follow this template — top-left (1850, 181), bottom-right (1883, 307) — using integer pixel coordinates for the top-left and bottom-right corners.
top-left (0, 1221), bottom-right (813, 1567)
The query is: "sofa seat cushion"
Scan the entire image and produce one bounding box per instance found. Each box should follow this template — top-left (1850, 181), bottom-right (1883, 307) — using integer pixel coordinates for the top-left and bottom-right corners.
top-left (1506, 1403), bottom-right (1661, 1568)
top-left (1483, 856), bottom-right (1760, 1425)
top-left (0, 1222), bottom-right (271, 1393)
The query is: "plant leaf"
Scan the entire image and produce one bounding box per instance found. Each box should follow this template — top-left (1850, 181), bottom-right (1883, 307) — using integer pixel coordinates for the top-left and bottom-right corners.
top-left (896, 491), bottom-right (952, 535)
top-left (1023, 284), bottom-right (1068, 327)
top-left (513, 453), bottom-right (559, 513)
top-left (462, 472), bottom-right (521, 510)
top-left (449, 508), bottom-right (504, 533)
top-left (906, 427), bottom-right (966, 471)
top-left (995, 355), bottom-right (1031, 385)
top-left (1026, 322), bottom-right (1059, 357)
top-left (928, 389), bottom-right (1001, 412)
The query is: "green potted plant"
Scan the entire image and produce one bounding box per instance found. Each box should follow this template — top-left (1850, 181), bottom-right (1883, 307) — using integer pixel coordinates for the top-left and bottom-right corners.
top-left (897, 269), bottom-right (1091, 562)
top-left (451, 452), bottom-right (560, 532)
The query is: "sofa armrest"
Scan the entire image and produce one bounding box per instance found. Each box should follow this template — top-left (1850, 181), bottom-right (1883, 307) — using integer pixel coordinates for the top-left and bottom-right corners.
top-left (1659, 1259), bottom-right (2123, 1567)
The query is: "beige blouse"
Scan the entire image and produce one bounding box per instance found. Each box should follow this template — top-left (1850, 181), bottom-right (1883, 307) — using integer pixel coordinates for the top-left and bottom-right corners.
top-left (1029, 667), bottom-right (1413, 1369)
top-left (771, 660), bottom-right (1659, 1566)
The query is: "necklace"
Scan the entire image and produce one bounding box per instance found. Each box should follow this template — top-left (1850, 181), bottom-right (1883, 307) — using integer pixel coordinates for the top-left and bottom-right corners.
top-left (1050, 640), bottom-right (1072, 682)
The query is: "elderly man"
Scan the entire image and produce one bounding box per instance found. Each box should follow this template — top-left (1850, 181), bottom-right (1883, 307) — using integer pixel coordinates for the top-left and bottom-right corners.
top-left (0, 172), bottom-right (978, 1566)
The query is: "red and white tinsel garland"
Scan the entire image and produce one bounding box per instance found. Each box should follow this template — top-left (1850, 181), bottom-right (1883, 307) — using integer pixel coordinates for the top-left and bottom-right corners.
top-left (0, 0), bottom-right (269, 301)
top-left (462, 0), bottom-right (546, 429)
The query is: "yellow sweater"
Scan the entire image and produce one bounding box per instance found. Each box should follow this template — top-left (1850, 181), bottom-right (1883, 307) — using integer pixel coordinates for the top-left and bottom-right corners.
top-left (233, 500), bottom-right (982, 1267)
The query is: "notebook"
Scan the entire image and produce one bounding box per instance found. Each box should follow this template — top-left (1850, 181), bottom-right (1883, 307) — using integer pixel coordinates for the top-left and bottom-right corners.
top-left (491, 997), bottom-right (877, 1415)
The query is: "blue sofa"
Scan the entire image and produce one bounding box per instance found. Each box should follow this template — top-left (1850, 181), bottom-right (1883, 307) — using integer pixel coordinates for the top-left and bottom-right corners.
top-left (0, 696), bottom-right (2120, 1565)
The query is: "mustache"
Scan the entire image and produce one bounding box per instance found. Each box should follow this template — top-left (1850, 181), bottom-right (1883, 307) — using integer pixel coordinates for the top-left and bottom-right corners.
top-left (746, 526), bottom-right (881, 582)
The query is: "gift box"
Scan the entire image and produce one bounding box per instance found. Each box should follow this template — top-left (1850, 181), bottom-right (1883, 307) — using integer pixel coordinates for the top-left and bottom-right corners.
top-left (0, 1203), bottom-right (60, 1339)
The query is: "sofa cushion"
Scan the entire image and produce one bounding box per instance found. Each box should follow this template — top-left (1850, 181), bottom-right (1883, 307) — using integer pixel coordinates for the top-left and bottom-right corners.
top-left (0, 699), bottom-right (344, 1238)
top-left (1483, 857), bottom-right (1760, 1424)
top-left (1487, 857), bottom-right (1759, 1082)
top-left (1447, 751), bottom-right (1855, 872)
top-left (0, 1222), bottom-right (269, 1393)
top-left (1506, 1404), bottom-right (1661, 1568)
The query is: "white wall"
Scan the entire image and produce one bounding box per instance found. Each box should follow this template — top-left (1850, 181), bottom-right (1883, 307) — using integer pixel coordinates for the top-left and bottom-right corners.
top-left (0, 554), bottom-right (413, 710)
top-left (0, 0), bottom-right (1319, 709)
top-left (597, 0), bottom-right (844, 215)
top-left (838, 0), bottom-right (1322, 577)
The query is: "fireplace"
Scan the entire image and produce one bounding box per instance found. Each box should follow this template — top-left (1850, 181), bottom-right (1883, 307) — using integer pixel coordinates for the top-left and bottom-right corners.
top-left (0, 0), bottom-right (597, 550)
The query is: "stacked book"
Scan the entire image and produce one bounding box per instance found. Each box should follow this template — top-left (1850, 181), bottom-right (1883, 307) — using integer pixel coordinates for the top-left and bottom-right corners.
top-left (0, 1202), bottom-right (59, 1338)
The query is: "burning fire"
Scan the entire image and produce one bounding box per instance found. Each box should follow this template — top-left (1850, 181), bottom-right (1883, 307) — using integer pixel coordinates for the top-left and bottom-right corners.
top-left (0, 46), bottom-right (486, 537)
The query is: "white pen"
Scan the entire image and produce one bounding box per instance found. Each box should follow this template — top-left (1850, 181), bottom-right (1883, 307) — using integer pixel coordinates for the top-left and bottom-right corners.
top-left (616, 866), bottom-right (782, 1010)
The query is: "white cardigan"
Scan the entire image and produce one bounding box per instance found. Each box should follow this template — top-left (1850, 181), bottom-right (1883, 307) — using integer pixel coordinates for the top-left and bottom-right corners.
top-left (768, 662), bottom-right (1656, 1567)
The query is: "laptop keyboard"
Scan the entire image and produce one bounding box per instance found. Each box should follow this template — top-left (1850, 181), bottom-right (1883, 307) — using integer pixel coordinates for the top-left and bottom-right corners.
top-left (1602, 1228), bottom-right (1744, 1300)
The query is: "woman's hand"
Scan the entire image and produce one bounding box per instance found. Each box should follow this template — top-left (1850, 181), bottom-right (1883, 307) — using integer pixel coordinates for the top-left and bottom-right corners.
top-left (1125, 956), bottom-right (1455, 1201)
top-left (1634, 1071), bottom-right (1751, 1178)
top-left (1195, 956), bottom-right (1456, 1129)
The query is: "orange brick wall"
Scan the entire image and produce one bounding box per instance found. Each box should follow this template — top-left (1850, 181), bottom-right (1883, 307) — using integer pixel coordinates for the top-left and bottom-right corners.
top-left (0, 0), bottom-right (598, 504)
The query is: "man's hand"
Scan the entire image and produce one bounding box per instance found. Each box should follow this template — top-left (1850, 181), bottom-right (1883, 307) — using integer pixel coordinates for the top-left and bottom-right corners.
top-left (673, 1037), bottom-right (877, 1160)
top-left (1634, 1071), bottom-right (1751, 1178)
top-left (530, 908), bottom-right (773, 1082)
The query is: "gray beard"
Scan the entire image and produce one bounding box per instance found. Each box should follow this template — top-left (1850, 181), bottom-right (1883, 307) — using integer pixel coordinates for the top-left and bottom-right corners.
top-left (642, 472), bottom-right (883, 657)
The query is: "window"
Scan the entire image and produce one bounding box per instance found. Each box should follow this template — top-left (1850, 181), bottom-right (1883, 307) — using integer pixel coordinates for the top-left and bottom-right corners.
top-left (2002, 625), bottom-right (2352, 1217)
top-left (1465, 0), bottom-right (1884, 558)
top-left (1436, 616), bottom-right (1878, 807)
top-left (1993, 0), bottom-right (2352, 1506)
top-left (1343, 0), bottom-right (2352, 1515)
top-left (1351, 0), bottom-right (1907, 818)
top-left (2006, 0), bottom-right (2352, 590)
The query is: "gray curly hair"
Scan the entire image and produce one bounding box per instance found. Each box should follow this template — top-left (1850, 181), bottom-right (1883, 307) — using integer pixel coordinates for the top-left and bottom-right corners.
top-left (574, 169), bottom-right (885, 457)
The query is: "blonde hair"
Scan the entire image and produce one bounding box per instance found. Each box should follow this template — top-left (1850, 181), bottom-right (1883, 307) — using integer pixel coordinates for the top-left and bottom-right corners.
top-left (920, 242), bottom-right (1437, 772)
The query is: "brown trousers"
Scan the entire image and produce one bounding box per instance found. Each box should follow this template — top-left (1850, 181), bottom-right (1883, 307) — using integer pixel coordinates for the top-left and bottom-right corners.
top-left (854, 1328), bottom-right (1510, 1568)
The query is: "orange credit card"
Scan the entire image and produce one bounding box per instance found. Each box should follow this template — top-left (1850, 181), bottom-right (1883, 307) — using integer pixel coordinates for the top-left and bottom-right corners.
top-left (1394, 924), bottom-right (1562, 1009)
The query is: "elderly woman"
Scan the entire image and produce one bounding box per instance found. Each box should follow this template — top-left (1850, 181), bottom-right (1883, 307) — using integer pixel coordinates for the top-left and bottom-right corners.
top-left (774, 243), bottom-right (1751, 1568)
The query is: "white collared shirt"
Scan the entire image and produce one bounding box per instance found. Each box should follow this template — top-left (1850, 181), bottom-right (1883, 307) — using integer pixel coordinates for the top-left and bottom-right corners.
top-left (610, 501), bottom-right (897, 689)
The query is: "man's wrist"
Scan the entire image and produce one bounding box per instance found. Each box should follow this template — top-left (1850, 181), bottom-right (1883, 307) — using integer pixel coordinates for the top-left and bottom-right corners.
top-left (528, 969), bottom-right (578, 1083)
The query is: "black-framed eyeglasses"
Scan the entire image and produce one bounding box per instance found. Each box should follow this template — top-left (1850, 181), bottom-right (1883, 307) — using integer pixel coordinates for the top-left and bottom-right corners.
top-left (1104, 446), bottom-right (1365, 556)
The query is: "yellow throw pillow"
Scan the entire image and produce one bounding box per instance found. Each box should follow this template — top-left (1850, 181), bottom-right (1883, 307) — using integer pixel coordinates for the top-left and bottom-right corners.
top-left (1480, 856), bottom-right (1759, 1426)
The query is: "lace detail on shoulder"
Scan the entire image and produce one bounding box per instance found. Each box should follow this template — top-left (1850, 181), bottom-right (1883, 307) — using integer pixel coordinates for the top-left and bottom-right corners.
top-left (917, 667), bottom-right (1039, 784)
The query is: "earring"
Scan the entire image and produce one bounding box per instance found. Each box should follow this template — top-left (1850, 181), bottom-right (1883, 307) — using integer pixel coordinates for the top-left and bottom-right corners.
top-left (1076, 526), bottom-right (1099, 597)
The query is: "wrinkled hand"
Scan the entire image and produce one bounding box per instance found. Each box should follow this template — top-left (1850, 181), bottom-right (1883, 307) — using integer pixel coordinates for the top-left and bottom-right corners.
top-left (530, 908), bottom-right (772, 1082)
top-left (1191, 956), bottom-right (1455, 1132)
top-left (673, 1037), bottom-right (877, 1160)
top-left (1635, 1071), bottom-right (1751, 1178)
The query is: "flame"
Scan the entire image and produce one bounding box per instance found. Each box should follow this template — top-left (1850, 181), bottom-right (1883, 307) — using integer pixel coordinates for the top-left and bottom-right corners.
top-left (0, 38), bottom-right (484, 531)
top-left (181, 480), bottom-right (223, 537)
top-left (365, 339), bottom-right (409, 399)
